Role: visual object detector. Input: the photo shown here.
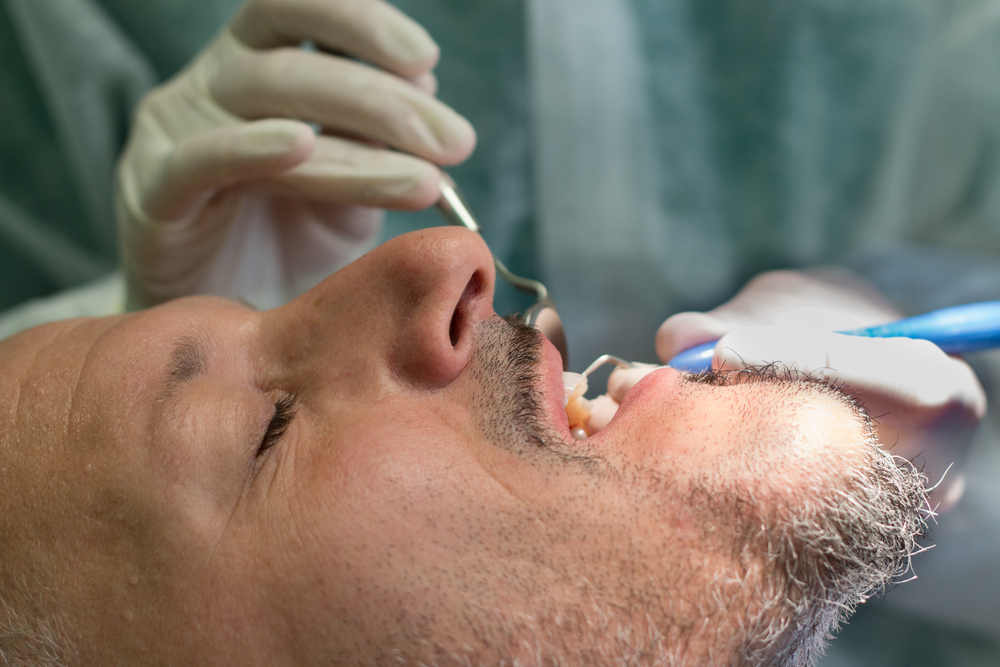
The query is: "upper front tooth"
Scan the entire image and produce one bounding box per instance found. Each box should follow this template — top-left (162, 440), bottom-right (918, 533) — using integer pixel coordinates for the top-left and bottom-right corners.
top-left (562, 372), bottom-right (588, 407)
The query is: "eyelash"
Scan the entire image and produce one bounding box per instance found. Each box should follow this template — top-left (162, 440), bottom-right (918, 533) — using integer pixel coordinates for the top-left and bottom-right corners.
top-left (260, 393), bottom-right (297, 456)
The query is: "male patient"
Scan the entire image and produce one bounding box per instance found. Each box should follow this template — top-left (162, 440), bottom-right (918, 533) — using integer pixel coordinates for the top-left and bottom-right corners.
top-left (0, 228), bottom-right (929, 666)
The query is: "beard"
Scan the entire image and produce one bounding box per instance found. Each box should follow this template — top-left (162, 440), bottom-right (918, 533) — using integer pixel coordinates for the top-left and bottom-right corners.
top-left (378, 322), bottom-right (930, 667)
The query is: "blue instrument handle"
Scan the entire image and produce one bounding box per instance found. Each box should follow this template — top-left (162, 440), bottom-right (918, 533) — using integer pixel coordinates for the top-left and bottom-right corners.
top-left (666, 300), bottom-right (1000, 373)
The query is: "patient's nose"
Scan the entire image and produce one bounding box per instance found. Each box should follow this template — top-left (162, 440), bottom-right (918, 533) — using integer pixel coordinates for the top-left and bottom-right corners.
top-left (383, 228), bottom-right (495, 387)
top-left (278, 228), bottom-right (496, 389)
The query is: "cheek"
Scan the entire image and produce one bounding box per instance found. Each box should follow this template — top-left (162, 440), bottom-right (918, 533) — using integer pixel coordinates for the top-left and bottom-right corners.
top-left (284, 409), bottom-right (507, 567)
top-left (602, 386), bottom-right (817, 497)
top-left (260, 416), bottom-right (526, 652)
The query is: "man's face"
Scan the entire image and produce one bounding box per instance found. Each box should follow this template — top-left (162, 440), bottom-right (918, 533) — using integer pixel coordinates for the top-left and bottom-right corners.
top-left (0, 228), bottom-right (925, 666)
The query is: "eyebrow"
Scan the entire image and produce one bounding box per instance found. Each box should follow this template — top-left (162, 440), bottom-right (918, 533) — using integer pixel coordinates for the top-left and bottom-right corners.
top-left (165, 333), bottom-right (210, 394)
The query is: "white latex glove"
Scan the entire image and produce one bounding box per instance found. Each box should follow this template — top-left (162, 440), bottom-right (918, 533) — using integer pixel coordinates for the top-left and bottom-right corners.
top-left (615, 270), bottom-right (985, 512)
top-left (655, 269), bottom-right (906, 358)
top-left (117, 0), bottom-right (476, 310)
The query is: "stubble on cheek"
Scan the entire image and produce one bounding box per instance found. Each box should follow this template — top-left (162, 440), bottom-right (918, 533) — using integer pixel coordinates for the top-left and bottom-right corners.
top-left (372, 361), bottom-right (924, 665)
top-left (358, 328), bottom-right (861, 662)
top-left (667, 366), bottom-right (879, 498)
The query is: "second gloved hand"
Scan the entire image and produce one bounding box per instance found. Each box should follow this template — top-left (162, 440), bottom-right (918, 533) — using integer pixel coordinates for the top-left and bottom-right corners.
top-left (117, 0), bottom-right (476, 310)
top-left (712, 326), bottom-right (985, 512)
top-left (643, 269), bottom-right (986, 512)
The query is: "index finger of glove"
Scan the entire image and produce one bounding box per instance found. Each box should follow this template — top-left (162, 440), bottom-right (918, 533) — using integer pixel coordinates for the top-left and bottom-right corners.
top-left (252, 133), bottom-right (443, 210)
top-left (210, 46), bottom-right (475, 165)
top-left (656, 271), bottom-right (906, 363)
top-left (231, 0), bottom-right (439, 79)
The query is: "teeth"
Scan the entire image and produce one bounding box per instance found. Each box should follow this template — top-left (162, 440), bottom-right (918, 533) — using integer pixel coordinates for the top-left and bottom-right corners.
top-left (562, 372), bottom-right (587, 407)
top-left (563, 372), bottom-right (592, 436)
top-left (563, 359), bottom-right (646, 439)
top-left (585, 394), bottom-right (620, 433)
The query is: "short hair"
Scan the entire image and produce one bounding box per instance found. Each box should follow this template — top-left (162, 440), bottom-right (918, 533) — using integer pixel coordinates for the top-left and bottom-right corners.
top-left (0, 571), bottom-right (77, 666)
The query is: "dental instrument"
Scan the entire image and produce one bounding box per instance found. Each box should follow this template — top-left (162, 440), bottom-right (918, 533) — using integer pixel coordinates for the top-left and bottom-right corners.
top-left (437, 173), bottom-right (569, 370)
top-left (561, 355), bottom-right (634, 439)
top-left (666, 300), bottom-right (1000, 373)
top-left (581, 354), bottom-right (635, 378)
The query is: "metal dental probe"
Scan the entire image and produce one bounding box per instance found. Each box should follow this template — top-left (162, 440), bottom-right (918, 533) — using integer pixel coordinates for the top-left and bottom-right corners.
top-left (581, 354), bottom-right (635, 379)
top-left (436, 173), bottom-right (569, 371)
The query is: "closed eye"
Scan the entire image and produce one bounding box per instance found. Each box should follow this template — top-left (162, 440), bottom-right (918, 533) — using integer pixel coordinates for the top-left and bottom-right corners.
top-left (260, 393), bottom-right (297, 456)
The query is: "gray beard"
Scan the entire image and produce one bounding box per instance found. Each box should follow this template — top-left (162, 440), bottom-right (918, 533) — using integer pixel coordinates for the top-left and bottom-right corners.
top-left (370, 322), bottom-right (930, 667)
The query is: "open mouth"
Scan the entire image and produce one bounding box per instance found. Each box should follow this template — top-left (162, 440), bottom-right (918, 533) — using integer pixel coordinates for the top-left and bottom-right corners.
top-left (548, 352), bottom-right (681, 443)
top-left (537, 331), bottom-right (688, 445)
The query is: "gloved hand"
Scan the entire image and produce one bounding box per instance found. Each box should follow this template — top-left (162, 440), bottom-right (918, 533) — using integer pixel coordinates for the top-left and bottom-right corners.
top-left (117, 0), bottom-right (476, 310)
top-left (655, 269), bottom-right (907, 356)
top-left (624, 270), bottom-right (984, 511)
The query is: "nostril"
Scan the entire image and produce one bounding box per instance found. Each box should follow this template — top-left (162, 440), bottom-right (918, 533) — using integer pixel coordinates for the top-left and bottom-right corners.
top-left (449, 271), bottom-right (485, 347)
top-left (448, 310), bottom-right (460, 347)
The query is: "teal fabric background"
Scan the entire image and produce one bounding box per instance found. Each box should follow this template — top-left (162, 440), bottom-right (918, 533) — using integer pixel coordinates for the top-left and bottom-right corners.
top-left (379, 0), bottom-right (537, 318)
top-left (0, 0), bottom-right (242, 312)
top-left (0, 5), bottom-right (98, 308)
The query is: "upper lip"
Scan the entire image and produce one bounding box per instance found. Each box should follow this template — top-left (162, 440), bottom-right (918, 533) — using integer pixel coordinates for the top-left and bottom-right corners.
top-left (536, 333), bottom-right (574, 439)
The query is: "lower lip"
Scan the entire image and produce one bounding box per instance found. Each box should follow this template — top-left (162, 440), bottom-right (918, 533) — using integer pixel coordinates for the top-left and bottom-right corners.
top-left (586, 366), bottom-right (685, 443)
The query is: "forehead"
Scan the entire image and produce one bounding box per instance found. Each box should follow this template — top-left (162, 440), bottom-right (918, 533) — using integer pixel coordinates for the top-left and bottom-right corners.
top-left (0, 298), bottom-right (259, 530)
top-left (0, 297), bottom-right (251, 445)
top-left (0, 317), bottom-right (115, 441)
top-left (0, 316), bottom-right (137, 574)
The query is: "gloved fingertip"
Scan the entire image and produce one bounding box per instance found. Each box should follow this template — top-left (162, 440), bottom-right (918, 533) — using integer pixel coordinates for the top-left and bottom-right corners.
top-left (381, 6), bottom-right (440, 73)
top-left (406, 162), bottom-right (445, 209)
top-left (411, 71), bottom-right (438, 97)
top-left (372, 159), bottom-right (442, 211)
top-left (655, 311), bottom-right (731, 362)
top-left (607, 363), bottom-right (660, 403)
top-left (422, 109), bottom-right (476, 166)
top-left (453, 115), bottom-right (477, 160)
top-left (149, 121), bottom-right (319, 221)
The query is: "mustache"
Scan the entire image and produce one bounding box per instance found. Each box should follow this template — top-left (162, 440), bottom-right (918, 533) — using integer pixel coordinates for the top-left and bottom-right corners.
top-left (473, 316), bottom-right (549, 451)
top-left (476, 316), bottom-right (604, 469)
